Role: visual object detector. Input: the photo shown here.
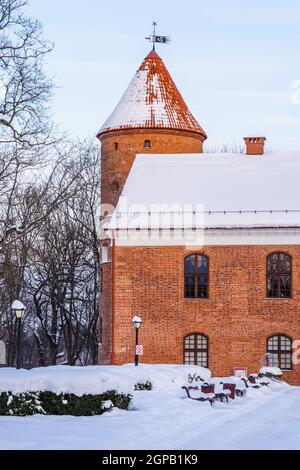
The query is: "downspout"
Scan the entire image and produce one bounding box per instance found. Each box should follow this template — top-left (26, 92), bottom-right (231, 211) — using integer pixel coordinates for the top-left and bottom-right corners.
top-left (111, 235), bottom-right (116, 364)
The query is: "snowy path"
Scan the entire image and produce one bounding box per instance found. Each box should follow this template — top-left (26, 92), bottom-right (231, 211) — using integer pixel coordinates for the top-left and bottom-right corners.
top-left (0, 384), bottom-right (300, 450)
top-left (179, 386), bottom-right (300, 450)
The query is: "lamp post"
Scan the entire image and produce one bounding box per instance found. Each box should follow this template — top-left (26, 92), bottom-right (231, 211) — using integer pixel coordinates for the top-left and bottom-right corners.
top-left (12, 300), bottom-right (26, 370)
top-left (132, 316), bottom-right (142, 366)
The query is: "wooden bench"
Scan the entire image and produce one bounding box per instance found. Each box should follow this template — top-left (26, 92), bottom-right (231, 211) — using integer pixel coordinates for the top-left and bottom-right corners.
top-left (241, 377), bottom-right (260, 389)
top-left (248, 374), bottom-right (270, 387)
top-left (182, 386), bottom-right (215, 406)
top-left (202, 383), bottom-right (231, 403)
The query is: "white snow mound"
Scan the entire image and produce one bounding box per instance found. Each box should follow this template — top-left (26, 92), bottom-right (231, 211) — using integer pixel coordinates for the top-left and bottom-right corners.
top-left (259, 367), bottom-right (283, 376)
top-left (0, 364), bottom-right (211, 395)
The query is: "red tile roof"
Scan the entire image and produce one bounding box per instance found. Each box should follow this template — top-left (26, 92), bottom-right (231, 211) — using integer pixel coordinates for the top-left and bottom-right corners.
top-left (98, 50), bottom-right (207, 138)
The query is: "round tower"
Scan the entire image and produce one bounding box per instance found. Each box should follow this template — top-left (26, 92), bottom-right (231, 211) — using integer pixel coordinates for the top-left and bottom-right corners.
top-left (97, 49), bottom-right (207, 208)
top-left (97, 49), bottom-right (207, 364)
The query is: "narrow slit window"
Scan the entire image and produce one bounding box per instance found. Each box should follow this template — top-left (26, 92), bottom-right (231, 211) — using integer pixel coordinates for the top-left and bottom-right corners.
top-left (185, 254), bottom-right (209, 298)
top-left (267, 253), bottom-right (291, 298)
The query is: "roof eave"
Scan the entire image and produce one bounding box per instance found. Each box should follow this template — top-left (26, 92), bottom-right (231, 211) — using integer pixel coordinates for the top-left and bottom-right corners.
top-left (97, 125), bottom-right (207, 140)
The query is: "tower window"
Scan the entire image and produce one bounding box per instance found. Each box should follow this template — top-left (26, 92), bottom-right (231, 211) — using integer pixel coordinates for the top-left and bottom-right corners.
top-left (111, 180), bottom-right (120, 194)
top-left (101, 244), bottom-right (109, 264)
top-left (267, 334), bottom-right (292, 370)
top-left (184, 254), bottom-right (209, 298)
top-left (184, 333), bottom-right (208, 367)
top-left (114, 142), bottom-right (119, 151)
top-left (267, 252), bottom-right (291, 298)
top-left (144, 140), bottom-right (151, 149)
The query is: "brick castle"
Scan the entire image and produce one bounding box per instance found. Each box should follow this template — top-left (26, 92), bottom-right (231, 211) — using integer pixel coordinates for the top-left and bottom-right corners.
top-left (97, 49), bottom-right (300, 384)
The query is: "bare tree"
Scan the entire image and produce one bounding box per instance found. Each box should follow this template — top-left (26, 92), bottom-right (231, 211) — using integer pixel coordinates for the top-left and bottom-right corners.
top-left (0, 2), bottom-right (100, 368)
top-left (0, 0), bottom-right (54, 149)
top-left (204, 143), bottom-right (245, 154)
top-left (0, 0), bottom-right (58, 253)
top-left (26, 140), bottom-right (100, 366)
top-left (0, 139), bottom-right (100, 367)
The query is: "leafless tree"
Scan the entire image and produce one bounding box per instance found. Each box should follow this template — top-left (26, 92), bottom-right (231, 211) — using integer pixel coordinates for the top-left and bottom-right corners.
top-left (0, 0), bottom-right (54, 149)
top-left (26, 140), bottom-right (100, 366)
top-left (0, 1), bottom-right (100, 368)
top-left (0, 0), bottom-right (59, 254)
top-left (204, 143), bottom-right (245, 154)
top-left (0, 139), bottom-right (100, 367)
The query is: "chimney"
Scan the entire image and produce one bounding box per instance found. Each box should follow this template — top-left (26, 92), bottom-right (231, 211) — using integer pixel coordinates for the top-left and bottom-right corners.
top-left (243, 137), bottom-right (266, 155)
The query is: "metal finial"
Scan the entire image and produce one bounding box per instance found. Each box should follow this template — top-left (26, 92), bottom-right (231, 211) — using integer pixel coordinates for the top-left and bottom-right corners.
top-left (152, 21), bottom-right (157, 50)
top-left (145, 21), bottom-right (170, 50)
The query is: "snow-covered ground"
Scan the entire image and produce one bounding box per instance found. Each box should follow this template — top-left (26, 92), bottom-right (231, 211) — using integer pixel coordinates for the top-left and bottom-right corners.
top-left (0, 365), bottom-right (299, 450)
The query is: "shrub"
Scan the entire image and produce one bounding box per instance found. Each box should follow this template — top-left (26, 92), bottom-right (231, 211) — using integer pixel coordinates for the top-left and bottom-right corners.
top-left (0, 390), bottom-right (132, 417)
top-left (134, 381), bottom-right (152, 391)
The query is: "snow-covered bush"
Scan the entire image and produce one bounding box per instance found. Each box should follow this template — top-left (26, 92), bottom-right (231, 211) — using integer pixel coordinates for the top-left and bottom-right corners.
top-left (0, 390), bottom-right (132, 417)
top-left (134, 381), bottom-right (153, 391)
top-left (0, 392), bottom-right (46, 416)
top-left (258, 367), bottom-right (283, 380)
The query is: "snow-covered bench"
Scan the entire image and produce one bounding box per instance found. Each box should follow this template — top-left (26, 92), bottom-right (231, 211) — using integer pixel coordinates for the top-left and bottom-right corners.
top-left (241, 377), bottom-right (259, 389)
top-left (248, 374), bottom-right (270, 387)
top-left (202, 382), bottom-right (232, 402)
top-left (182, 386), bottom-right (215, 405)
top-left (241, 376), bottom-right (267, 389)
top-left (211, 377), bottom-right (247, 398)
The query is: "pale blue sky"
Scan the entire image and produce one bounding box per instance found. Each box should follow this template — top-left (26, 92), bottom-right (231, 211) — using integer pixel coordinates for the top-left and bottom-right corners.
top-left (26, 0), bottom-right (300, 150)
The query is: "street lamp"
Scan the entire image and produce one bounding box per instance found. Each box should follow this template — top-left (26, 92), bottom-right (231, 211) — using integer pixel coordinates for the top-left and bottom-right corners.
top-left (12, 300), bottom-right (26, 370)
top-left (132, 316), bottom-right (142, 366)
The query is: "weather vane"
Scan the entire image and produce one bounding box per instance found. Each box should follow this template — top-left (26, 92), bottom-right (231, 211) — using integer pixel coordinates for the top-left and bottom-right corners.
top-left (145, 21), bottom-right (170, 50)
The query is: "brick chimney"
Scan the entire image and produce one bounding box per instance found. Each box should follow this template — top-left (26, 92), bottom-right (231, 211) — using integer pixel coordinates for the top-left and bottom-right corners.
top-left (243, 137), bottom-right (266, 155)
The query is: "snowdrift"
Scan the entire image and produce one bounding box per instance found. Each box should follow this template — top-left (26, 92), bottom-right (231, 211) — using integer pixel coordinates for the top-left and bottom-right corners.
top-left (0, 364), bottom-right (211, 395)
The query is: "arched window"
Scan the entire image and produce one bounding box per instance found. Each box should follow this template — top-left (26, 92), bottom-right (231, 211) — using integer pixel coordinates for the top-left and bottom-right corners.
top-left (184, 333), bottom-right (208, 367)
top-left (144, 140), bottom-right (151, 149)
top-left (267, 334), bottom-right (292, 370)
top-left (185, 254), bottom-right (209, 298)
top-left (267, 253), bottom-right (291, 298)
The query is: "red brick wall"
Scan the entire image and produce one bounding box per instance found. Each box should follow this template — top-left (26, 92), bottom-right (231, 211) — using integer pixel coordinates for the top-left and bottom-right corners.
top-left (111, 245), bottom-right (300, 384)
top-left (244, 137), bottom-right (266, 155)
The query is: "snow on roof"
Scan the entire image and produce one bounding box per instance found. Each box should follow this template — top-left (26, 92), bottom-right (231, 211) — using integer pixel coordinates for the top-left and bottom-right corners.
top-left (98, 50), bottom-right (206, 138)
top-left (109, 152), bottom-right (300, 230)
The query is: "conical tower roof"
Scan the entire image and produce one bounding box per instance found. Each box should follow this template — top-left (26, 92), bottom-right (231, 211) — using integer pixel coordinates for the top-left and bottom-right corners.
top-left (98, 50), bottom-right (206, 139)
